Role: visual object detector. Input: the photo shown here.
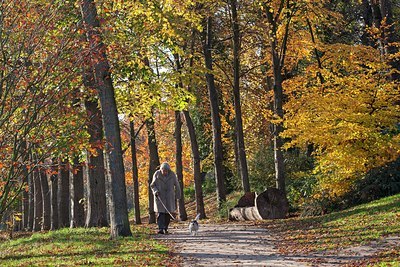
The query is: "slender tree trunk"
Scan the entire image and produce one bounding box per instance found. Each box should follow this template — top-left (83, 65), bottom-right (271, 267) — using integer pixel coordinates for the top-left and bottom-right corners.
top-left (230, 0), bottom-right (250, 193)
top-left (27, 162), bottom-right (34, 231)
top-left (22, 177), bottom-right (29, 230)
top-left (21, 145), bottom-right (29, 230)
top-left (202, 16), bottom-right (226, 207)
top-left (175, 111), bottom-right (187, 221)
top-left (32, 167), bottom-right (42, 232)
top-left (130, 121), bottom-right (141, 224)
top-left (58, 160), bottom-right (70, 228)
top-left (264, 6), bottom-right (287, 194)
top-left (272, 66), bottom-right (285, 191)
top-left (80, 0), bottom-right (131, 238)
top-left (173, 54), bottom-right (188, 221)
top-left (70, 159), bottom-right (85, 228)
top-left (146, 117), bottom-right (160, 224)
top-left (178, 33), bottom-right (206, 219)
top-left (182, 110), bottom-right (206, 219)
top-left (40, 169), bottom-right (51, 231)
top-left (50, 160), bottom-right (58, 230)
top-left (232, 132), bottom-right (240, 181)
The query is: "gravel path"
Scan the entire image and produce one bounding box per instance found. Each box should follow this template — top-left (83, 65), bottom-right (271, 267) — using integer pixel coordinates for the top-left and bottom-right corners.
top-left (155, 222), bottom-right (309, 266)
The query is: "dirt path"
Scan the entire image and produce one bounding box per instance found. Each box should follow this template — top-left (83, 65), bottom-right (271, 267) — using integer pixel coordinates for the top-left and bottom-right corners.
top-left (155, 222), bottom-right (308, 266)
top-left (155, 221), bottom-right (397, 266)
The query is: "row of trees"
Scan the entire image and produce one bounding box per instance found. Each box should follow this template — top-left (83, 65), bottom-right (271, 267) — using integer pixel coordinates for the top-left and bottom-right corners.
top-left (1, 0), bottom-right (399, 238)
top-left (0, 0), bottom-right (131, 239)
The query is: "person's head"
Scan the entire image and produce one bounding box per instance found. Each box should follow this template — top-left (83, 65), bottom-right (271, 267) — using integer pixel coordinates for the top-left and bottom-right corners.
top-left (160, 162), bottom-right (170, 176)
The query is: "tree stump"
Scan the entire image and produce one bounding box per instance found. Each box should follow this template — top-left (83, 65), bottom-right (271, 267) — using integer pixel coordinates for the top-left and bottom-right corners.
top-left (229, 188), bottom-right (289, 221)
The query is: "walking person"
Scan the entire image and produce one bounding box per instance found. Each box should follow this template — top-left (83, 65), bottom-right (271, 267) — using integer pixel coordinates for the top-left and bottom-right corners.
top-left (150, 162), bottom-right (181, 234)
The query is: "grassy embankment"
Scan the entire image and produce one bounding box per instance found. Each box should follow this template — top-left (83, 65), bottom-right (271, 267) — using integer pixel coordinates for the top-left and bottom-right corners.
top-left (263, 193), bottom-right (400, 266)
top-left (0, 226), bottom-right (174, 266)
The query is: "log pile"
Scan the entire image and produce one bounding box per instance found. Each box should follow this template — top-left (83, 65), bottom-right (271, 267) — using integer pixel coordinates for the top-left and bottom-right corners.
top-left (229, 188), bottom-right (289, 221)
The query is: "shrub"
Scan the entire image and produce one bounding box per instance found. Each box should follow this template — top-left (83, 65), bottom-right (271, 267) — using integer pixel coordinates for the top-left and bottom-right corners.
top-left (340, 157), bottom-right (400, 208)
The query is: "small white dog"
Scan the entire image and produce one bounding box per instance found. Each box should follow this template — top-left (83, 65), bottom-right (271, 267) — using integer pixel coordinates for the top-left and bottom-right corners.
top-left (188, 214), bottom-right (200, 236)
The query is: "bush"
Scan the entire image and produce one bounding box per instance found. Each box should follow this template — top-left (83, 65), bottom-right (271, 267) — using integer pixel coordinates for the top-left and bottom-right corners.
top-left (286, 173), bottom-right (317, 212)
top-left (248, 148), bottom-right (277, 193)
top-left (200, 171), bottom-right (216, 195)
top-left (184, 185), bottom-right (196, 202)
top-left (340, 157), bottom-right (400, 208)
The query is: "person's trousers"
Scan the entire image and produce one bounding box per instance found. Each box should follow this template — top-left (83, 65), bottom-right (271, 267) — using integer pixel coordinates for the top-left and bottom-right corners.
top-left (157, 212), bottom-right (171, 230)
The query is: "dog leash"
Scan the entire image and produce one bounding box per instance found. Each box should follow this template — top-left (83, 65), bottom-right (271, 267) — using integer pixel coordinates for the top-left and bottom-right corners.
top-left (156, 195), bottom-right (176, 221)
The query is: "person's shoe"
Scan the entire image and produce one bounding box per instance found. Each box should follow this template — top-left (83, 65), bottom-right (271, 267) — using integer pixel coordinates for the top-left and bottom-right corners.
top-left (164, 229), bottom-right (169, 234)
top-left (157, 230), bottom-right (164, 234)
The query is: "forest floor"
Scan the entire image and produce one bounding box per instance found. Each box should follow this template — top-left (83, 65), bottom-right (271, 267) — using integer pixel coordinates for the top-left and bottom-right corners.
top-left (153, 193), bottom-right (400, 266)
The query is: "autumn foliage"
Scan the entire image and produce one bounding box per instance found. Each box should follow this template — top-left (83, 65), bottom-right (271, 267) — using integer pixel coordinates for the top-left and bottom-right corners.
top-left (283, 44), bottom-right (400, 197)
top-left (0, 0), bottom-right (399, 229)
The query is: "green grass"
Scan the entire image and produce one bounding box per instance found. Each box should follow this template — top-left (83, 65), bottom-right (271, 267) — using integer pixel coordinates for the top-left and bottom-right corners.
top-left (0, 226), bottom-right (174, 266)
top-left (263, 193), bottom-right (400, 266)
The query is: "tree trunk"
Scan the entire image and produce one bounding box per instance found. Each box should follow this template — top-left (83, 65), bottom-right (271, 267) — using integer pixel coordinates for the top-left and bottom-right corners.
top-left (22, 163), bottom-right (29, 230)
top-left (272, 73), bottom-right (285, 191)
top-left (146, 117), bottom-right (160, 224)
top-left (82, 41), bottom-right (108, 228)
top-left (80, 0), bottom-right (131, 238)
top-left (178, 32), bottom-right (206, 219)
top-left (265, 6), bottom-right (287, 194)
top-left (182, 110), bottom-right (206, 219)
top-left (70, 159), bottom-right (85, 228)
top-left (58, 160), bottom-right (70, 228)
top-left (230, 0), bottom-right (250, 193)
top-left (84, 100), bottom-right (108, 227)
top-left (40, 169), bottom-right (51, 231)
top-left (27, 163), bottom-right (34, 231)
top-left (175, 111), bottom-right (187, 221)
top-left (22, 181), bottom-right (29, 230)
top-left (202, 16), bottom-right (226, 207)
top-left (32, 167), bottom-right (42, 232)
top-left (130, 121), bottom-right (141, 225)
top-left (50, 160), bottom-right (58, 230)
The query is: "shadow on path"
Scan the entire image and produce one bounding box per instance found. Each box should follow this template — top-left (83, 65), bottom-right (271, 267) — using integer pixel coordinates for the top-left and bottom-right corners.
top-left (154, 222), bottom-right (371, 266)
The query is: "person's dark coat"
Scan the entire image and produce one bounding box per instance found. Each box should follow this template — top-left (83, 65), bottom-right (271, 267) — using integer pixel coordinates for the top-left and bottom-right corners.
top-left (150, 170), bottom-right (181, 213)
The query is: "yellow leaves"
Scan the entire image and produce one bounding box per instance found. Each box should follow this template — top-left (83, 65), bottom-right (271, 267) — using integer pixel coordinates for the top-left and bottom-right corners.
top-left (13, 213), bottom-right (22, 222)
top-left (282, 43), bottom-right (400, 196)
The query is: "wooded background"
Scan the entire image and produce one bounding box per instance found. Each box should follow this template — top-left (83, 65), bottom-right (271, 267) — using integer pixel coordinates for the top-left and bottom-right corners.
top-left (0, 0), bottom-right (398, 239)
